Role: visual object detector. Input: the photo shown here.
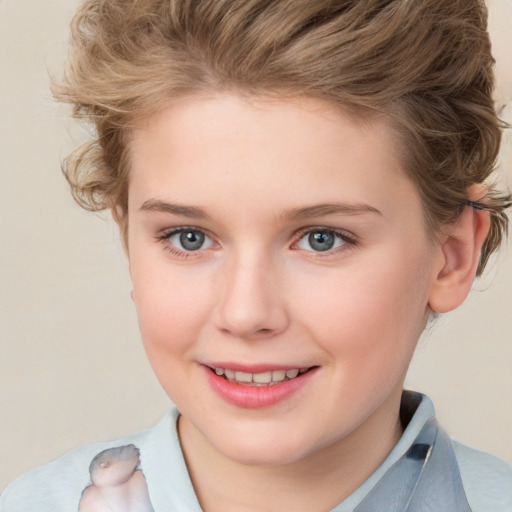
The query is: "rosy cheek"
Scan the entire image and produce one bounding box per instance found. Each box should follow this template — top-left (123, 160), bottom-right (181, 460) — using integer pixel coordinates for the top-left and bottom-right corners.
top-left (293, 264), bottom-right (414, 356)
top-left (134, 273), bottom-right (212, 353)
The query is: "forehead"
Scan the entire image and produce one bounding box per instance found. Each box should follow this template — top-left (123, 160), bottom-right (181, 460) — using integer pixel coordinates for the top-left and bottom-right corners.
top-left (128, 93), bottom-right (421, 225)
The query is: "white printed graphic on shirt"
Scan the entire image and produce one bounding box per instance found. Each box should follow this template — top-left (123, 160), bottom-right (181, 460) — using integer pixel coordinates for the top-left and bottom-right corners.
top-left (78, 444), bottom-right (155, 512)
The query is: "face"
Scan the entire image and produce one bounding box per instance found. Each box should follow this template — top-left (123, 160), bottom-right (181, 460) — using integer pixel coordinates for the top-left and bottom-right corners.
top-left (127, 93), bottom-right (437, 466)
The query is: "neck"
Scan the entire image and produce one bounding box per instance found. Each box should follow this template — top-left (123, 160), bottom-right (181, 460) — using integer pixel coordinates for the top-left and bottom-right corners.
top-left (178, 388), bottom-right (404, 512)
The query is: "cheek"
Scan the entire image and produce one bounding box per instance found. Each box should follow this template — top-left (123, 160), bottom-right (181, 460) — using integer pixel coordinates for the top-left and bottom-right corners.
top-left (131, 265), bottom-right (215, 401)
top-left (130, 254), bottom-right (215, 359)
top-left (292, 251), bottom-right (431, 374)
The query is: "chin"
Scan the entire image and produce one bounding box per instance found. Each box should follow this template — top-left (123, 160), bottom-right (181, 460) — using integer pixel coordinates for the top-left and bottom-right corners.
top-left (207, 424), bottom-right (327, 467)
top-left (223, 444), bottom-right (306, 467)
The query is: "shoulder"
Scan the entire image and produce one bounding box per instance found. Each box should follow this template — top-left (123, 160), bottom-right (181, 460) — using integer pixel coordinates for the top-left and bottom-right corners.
top-left (453, 440), bottom-right (512, 512)
top-left (0, 419), bottom-right (166, 512)
top-left (1, 442), bottom-right (107, 512)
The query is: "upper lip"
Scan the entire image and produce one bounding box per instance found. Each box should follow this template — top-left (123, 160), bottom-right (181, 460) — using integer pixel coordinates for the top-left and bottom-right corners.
top-left (202, 362), bottom-right (314, 373)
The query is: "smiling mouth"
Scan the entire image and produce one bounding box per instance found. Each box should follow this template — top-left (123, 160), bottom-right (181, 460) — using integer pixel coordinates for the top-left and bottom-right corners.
top-left (210, 367), bottom-right (313, 386)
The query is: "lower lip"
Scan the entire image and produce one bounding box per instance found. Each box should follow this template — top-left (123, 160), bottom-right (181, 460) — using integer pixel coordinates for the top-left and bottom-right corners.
top-left (203, 366), bottom-right (317, 409)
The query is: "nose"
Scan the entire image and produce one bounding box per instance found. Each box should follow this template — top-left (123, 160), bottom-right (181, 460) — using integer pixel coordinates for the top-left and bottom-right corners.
top-left (214, 251), bottom-right (289, 340)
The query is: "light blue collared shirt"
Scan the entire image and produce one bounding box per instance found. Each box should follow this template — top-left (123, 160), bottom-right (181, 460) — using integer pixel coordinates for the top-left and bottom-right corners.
top-left (1, 392), bottom-right (511, 511)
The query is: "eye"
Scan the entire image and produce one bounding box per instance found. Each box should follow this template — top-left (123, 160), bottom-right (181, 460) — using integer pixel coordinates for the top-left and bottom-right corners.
top-left (167, 229), bottom-right (214, 251)
top-left (296, 229), bottom-right (350, 252)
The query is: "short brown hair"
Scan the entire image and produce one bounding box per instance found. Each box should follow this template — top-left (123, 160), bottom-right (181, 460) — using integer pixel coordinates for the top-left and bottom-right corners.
top-left (54, 0), bottom-right (511, 275)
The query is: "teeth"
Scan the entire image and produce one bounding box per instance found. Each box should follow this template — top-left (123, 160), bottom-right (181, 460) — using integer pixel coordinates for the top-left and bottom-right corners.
top-left (235, 371), bottom-right (253, 383)
top-left (285, 369), bottom-right (299, 379)
top-left (214, 367), bottom-right (308, 385)
top-left (253, 371), bottom-right (272, 383)
top-left (271, 370), bottom-right (286, 382)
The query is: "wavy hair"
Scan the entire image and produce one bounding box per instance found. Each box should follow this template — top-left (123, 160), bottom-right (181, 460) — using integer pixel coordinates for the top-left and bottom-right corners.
top-left (53, 0), bottom-right (511, 275)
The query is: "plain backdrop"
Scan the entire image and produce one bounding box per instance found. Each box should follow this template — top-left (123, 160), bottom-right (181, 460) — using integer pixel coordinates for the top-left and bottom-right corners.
top-left (1, 0), bottom-right (511, 491)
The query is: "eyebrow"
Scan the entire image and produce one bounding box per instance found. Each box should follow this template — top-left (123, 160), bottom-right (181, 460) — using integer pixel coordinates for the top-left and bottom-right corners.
top-left (280, 202), bottom-right (382, 221)
top-left (140, 199), bottom-right (209, 219)
top-left (139, 199), bottom-right (382, 221)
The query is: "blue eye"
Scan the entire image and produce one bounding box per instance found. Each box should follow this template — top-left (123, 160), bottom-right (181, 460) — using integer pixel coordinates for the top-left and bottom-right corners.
top-left (168, 229), bottom-right (214, 251)
top-left (297, 230), bottom-right (348, 252)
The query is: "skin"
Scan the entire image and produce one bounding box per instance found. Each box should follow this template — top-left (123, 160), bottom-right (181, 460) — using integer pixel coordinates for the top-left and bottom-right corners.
top-left (126, 93), bottom-right (489, 512)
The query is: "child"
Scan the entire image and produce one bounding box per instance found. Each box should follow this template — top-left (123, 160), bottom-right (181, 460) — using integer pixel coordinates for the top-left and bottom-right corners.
top-left (1, 0), bottom-right (511, 511)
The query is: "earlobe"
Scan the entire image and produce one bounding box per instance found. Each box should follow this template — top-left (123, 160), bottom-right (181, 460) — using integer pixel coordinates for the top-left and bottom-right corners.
top-left (428, 189), bottom-right (490, 313)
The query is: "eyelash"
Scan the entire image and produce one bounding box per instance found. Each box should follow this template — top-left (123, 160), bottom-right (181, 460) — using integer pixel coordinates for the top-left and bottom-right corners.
top-left (155, 226), bottom-right (358, 259)
top-left (155, 227), bottom-right (215, 260)
top-left (292, 227), bottom-right (358, 257)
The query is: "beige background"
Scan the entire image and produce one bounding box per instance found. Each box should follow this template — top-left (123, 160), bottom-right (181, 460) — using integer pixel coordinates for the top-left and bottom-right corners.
top-left (1, 0), bottom-right (511, 491)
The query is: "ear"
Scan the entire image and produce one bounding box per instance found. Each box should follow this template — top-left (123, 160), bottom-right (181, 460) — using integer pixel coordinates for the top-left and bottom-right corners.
top-left (428, 185), bottom-right (490, 313)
